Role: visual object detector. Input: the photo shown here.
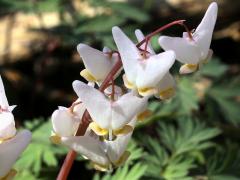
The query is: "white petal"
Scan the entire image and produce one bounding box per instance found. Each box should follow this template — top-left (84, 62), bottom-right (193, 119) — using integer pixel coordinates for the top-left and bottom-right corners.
top-left (159, 36), bottom-right (200, 64)
top-left (111, 92), bottom-right (148, 129)
top-left (112, 26), bottom-right (140, 83)
top-left (104, 133), bottom-right (132, 163)
top-left (73, 103), bottom-right (86, 119)
top-left (0, 130), bottom-right (31, 177)
top-left (103, 46), bottom-right (111, 53)
top-left (51, 108), bottom-right (80, 137)
top-left (0, 112), bottom-right (16, 140)
top-left (104, 85), bottom-right (123, 100)
top-left (73, 81), bottom-right (148, 130)
top-left (0, 76), bottom-right (9, 108)
top-left (157, 72), bottom-right (175, 92)
top-left (77, 44), bottom-right (116, 81)
top-left (61, 136), bottom-right (109, 166)
top-left (194, 2), bottom-right (218, 60)
top-left (195, 2), bottom-right (218, 35)
top-left (136, 51), bottom-right (175, 88)
top-left (135, 29), bottom-right (155, 54)
top-left (73, 81), bottom-right (111, 129)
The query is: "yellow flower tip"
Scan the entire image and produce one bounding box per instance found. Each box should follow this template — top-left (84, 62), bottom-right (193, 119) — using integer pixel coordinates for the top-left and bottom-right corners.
top-left (114, 151), bottom-right (131, 167)
top-left (49, 132), bottom-right (61, 145)
top-left (0, 136), bottom-right (15, 144)
top-left (80, 69), bottom-right (97, 82)
top-left (113, 125), bottom-right (133, 136)
top-left (92, 162), bottom-right (109, 172)
top-left (138, 87), bottom-right (157, 97)
top-left (159, 87), bottom-right (175, 100)
top-left (179, 63), bottom-right (198, 74)
top-left (1, 169), bottom-right (17, 180)
top-left (137, 109), bottom-right (152, 122)
top-left (122, 74), bottom-right (135, 89)
top-left (89, 122), bottom-right (108, 136)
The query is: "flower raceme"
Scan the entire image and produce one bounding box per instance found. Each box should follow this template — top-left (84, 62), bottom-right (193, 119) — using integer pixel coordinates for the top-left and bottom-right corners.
top-left (0, 76), bottom-right (31, 179)
top-left (159, 2), bottom-right (218, 74)
top-left (54, 2), bottom-right (218, 178)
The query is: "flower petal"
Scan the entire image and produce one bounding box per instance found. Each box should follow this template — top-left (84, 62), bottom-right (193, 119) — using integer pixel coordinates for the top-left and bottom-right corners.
top-left (159, 36), bottom-right (200, 64)
top-left (77, 44), bottom-right (116, 81)
top-left (0, 76), bottom-right (9, 108)
top-left (157, 72), bottom-right (175, 92)
top-left (136, 51), bottom-right (175, 88)
top-left (135, 29), bottom-right (155, 54)
top-left (104, 133), bottom-right (132, 163)
top-left (73, 81), bottom-right (111, 129)
top-left (0, 130), bottom-right (31, 178)
top-left (0, 112), bottom-right (16, 141)
top-left (51, 107), bottom-right (80, 137)
top-left (111, 92), bottom-right (148, 129)
top-left (61, 136), bottom-right (109, 166)
top-left (194, 2), bottom-right (218, 60)
top-left (112, 26), bottom-right (140, 83)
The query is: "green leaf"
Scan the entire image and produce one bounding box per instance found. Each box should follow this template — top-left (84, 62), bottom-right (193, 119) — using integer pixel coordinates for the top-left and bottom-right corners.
top-left (109, 2), bottom-right (150, 22)
top-left (76, 15), bottom-right (125, 33)
top-left (200, 59), bottom-right (228, 77)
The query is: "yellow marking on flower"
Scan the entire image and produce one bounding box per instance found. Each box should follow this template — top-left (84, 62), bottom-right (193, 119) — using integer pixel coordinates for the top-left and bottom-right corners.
top-left (113, 125), bottom-right (133, 135)
top-left (114, 151), bottom-right (130, 167)
top-left (159, 87), bottom-right (175, 100)
top-left (123, 74), bottom-right (135, 89)
top-left (137, 109), bottom-right (152, 122)
top-left (180, 63), bottom-right (198, 74)
top-left (92, 162), bottom-right (109, 172)
top-left (138, 87), bottom-right (157, 97)
top-left (186, 64), bottom-right (198, 70)
top-left (89, 122), bottom-right (108, 136)
top-left (0, 169), bottom-right (17, 180)
top-left (0, 136), bottom-right (15, 144)
top-left (80, 69), bottom-right (97, 82)
top-left (49, 132), bottom-right (61, 145)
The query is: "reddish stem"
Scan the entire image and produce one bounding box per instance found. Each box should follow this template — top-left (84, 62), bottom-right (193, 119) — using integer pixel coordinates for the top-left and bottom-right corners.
top-left (57, 20), bottom-right (187, 180)
top-left (137, 20), bottom-right (186, 48)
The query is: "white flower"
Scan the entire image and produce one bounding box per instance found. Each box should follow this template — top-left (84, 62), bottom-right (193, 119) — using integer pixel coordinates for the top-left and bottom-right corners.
top-left (0, 130), bottom-right (31, 178)
top-left (158, 2), bottom-right (218, 74)
top-left (0, 76), bottom-right (16, 142)
top-left (112, 26), bottom-right (176, 97)
top-left (135, 29), bottom-right (176, 99)
top-left (50, 100), bottom-right (85, 144)
top-left (0, 76), bottom-right (31, 179)
top-left (77, 44), bottom-right (119, 84)
top-left (72, 80), bottom-right (148, 138)
top-left (61, 128), bottom-right (133, 171)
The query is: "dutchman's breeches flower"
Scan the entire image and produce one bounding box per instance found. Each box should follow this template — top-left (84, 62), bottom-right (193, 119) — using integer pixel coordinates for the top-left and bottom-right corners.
top-left (50, 99), bottom-right (85, 144)
top-left (159, 2), bottom-right (218, 74)
top-left (135, 29), bottom-right (176, 99)
top-left (77, 44), bottom-right (119, 84)
top-left (0, 76), bottom-right (31, 179)
top-left (112, 26), bottom-right (176, 98)
top-left (72, 81), bottom-right (148, 139)
top-left (61, 122), bottom-right (134, 171)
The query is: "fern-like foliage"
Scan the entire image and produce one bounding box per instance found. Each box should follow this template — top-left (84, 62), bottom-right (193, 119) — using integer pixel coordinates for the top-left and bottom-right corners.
top-left (14, 119), bottom-right (68, 179)
top-left (141, 118), bottom-right (220, 180)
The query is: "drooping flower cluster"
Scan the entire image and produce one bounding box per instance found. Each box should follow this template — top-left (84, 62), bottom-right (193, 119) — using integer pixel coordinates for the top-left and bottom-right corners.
top-left (0, 76), bottom-right (32, 179)
top-left (51, 2), bottom-right (218, 173)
